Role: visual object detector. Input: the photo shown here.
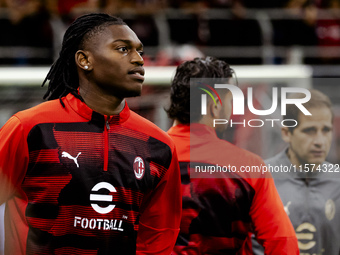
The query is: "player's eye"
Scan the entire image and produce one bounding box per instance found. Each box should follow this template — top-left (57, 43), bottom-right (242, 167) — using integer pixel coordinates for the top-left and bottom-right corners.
top-left (323, 126), bottom-right (332, 133)
top-left (303, 128), bottom-right (316, 135)
top-left (118, 46), bottom-right (128, 53)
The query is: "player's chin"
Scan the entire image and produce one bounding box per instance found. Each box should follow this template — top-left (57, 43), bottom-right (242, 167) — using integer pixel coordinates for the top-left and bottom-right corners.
top-left (124, 84), bottom-right (143, 98)
top-left (308, 158), bottom-right (325, 166)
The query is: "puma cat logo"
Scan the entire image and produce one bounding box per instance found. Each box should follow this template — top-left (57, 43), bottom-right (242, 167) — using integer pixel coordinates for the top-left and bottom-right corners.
top-left (284, 201), bottom-right (291, 216)
top-left (62, 151), bottom-right (81, 168)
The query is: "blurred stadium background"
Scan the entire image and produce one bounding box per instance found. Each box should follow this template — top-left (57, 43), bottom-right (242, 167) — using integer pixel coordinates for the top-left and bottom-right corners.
top-left (1, 0), bottom-right (340, 163)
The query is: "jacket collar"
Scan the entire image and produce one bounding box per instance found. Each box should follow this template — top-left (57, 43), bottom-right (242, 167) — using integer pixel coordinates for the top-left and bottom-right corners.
top-left (64, 93), bottom-right (130, 125)
top-left (168, 123), bottom-right (219, 140)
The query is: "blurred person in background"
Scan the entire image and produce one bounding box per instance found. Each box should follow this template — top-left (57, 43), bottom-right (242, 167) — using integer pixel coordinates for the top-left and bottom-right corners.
top-left (166, 56), bottom-right (298, 254)
top-left (252, 89), bottom-right (340, 255)
top-left (0, 13), bottom-right (181, 254)
top-left (316, 0), bottom-right (340, 64)
top-left (0, 0), bottom-right (54, 65)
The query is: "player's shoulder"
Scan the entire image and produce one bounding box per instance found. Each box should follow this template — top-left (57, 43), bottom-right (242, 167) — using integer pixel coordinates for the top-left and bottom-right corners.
top-left (220, 142), bottom-right (271, 179)
top-left (14, 99), bottom-right (63, 125)
top-left (226, 141), bottom-right (264, 165)
top-left (127, 110), bottom-right (175, 150)
top-left (264, 150), bottom-right (288, 167)
top-left (264, 155), bottom-right (281, 166)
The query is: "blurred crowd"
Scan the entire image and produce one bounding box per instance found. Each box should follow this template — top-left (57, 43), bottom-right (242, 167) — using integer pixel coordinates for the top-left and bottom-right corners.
top-left (0, 0), bottom-right (340, 66)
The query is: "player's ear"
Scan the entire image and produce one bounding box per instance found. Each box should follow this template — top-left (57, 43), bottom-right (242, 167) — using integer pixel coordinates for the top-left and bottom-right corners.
top-left (209, 98), bottom-right (221, 118)
top-left (281, 126), bottom-right (291, 143)
top-left (75, 50), bottom-right (92, 71)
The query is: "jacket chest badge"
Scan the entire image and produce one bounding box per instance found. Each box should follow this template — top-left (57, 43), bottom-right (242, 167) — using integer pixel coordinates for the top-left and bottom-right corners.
top-left (133, 156), bottom-right (145, 180)
top-left (325, 199), bottom-right (336, 221)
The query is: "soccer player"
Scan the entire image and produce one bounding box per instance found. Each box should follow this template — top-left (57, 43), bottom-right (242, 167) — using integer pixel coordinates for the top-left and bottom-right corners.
top-left (166, 56), bottom-right (299, 254)
top-left (0, 13), bottom-right (181, 254)
top-left (252, 89), bottom-right (340, 255)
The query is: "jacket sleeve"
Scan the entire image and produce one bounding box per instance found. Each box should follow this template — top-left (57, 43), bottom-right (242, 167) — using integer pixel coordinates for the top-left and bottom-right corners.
top-left (136, 147), bottom-right (182, 255)
top-left (0, 116), bottom-right (29, 205)
top-left (249, 175), bottom-right (299, 255)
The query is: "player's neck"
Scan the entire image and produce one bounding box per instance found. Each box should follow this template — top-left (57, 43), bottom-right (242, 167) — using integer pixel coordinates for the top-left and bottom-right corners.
top-left (79, 86), bottom-right (125, 116)
top-left (173, 119), bottom-right (182, 126)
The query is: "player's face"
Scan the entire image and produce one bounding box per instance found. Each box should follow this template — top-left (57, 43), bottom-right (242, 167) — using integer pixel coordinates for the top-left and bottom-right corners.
top-left (86, 25), bottom-right (144, 99)
top-left (283, 107), bottom-right (333, 166)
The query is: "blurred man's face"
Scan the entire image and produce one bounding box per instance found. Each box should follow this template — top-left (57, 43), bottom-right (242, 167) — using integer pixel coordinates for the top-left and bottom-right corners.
top-left (282, 106), bottom-right (333, 166)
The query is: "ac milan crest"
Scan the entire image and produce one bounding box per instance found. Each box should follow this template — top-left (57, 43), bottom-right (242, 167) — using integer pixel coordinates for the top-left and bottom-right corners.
top-left (133, 156), bottom-right (145, 180)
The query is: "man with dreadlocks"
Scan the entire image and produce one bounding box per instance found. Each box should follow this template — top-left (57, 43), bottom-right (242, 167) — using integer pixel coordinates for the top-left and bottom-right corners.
top-left (0, 13), bottom-right (181, 254)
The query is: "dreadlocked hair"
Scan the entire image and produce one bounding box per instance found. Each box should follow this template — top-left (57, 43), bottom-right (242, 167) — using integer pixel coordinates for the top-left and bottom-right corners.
top-left (42, 13), bottom-right (126, 106)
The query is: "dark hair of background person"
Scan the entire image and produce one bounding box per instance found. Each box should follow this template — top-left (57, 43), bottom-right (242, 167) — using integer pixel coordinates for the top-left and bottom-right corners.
top-left (166, 56), bottom-right (234, 124)
top-left (42, 13), bottom-right (126, 106)
top-left (284, 88), bottom-right (333, 132)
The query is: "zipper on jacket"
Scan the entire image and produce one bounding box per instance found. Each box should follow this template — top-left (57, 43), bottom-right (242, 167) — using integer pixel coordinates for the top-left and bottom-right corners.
top-left (104, 116), bottom-right (110, 171)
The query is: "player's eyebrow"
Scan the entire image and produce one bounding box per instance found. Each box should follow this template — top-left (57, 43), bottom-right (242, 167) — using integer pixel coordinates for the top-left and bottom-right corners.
top-left (112, 39), bottom-right (144, 49)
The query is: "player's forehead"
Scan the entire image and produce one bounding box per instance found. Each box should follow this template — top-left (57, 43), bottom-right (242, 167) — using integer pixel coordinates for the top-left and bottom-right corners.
top-left (296, 106), bottom-right (333, 129)
top-left (84, 24), bottom-right (141, 49)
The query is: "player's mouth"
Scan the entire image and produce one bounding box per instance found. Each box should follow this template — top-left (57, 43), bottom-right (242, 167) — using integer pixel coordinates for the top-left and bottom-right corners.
top-left (310, 150), bottom-right (324, 157)
top-left (128, 67), bottom-right (145, 82)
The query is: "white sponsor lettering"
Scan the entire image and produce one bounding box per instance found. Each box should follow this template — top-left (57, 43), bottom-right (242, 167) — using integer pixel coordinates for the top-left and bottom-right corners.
top-left (213, 118), bottom-right (298, 128)
top-left (74, 216), bottom-right (124, 231)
